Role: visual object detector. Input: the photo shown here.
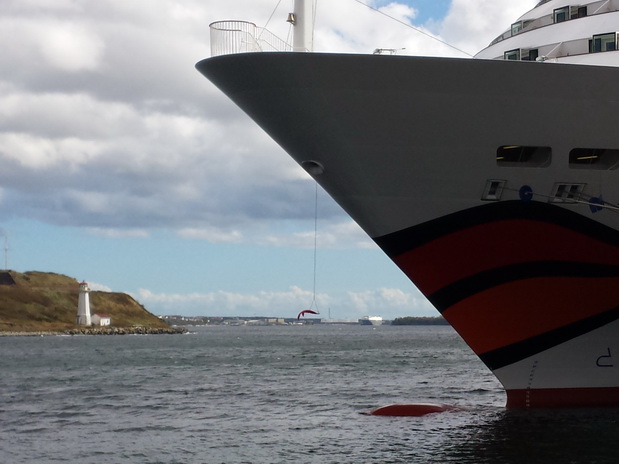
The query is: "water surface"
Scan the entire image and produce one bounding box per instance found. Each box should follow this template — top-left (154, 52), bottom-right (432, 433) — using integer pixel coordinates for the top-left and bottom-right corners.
top-left (1, 325), bottom-right (617, 463)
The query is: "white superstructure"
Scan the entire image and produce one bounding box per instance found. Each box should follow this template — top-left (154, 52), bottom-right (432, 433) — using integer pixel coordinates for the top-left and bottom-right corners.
top-left (476, 0), bottom-right (619, 65)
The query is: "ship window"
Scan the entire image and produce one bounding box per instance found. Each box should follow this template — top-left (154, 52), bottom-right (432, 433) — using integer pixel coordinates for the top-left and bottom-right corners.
top-left (591, 33), bottom-right (617, 52)
top-left (504, 49), bottom-right (520, 60)
top-left (521, 49), bottom-right (539, 61)
top-left (551, 183), bottom-right (585, 203)
top-left (569, 148), bottom-right (619, 170)
top-left (511, 22), bottom-right (523, 36)
top-left (497, 146), bottom-right (551, 167)
top-left (571, 6), bottom-right (587, 19)
top-left (554, 6), bottom-right (569, 23)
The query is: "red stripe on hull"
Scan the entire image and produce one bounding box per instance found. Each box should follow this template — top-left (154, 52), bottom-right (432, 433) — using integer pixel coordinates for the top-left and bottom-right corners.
top-left (507, 387), bottom-right (619, 408)
top-left (394, 219), bottom-right (619, 296)
top-left (443, 277), bottom-right (619, 355)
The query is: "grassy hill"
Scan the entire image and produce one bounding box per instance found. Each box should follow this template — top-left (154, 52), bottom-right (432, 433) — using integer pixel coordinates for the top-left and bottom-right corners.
top-left (0, 271), bottom-right (169, 332)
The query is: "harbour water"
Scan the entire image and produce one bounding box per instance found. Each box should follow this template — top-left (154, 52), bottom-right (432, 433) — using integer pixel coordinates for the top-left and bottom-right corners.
top-left (1, 324), bottom-right (618, 463)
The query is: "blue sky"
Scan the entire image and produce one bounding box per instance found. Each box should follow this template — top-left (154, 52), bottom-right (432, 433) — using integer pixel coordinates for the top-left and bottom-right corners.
top-left (1, 0), bottom-right (536, 319)
top-left (381, 0), bottom-right (451, 23)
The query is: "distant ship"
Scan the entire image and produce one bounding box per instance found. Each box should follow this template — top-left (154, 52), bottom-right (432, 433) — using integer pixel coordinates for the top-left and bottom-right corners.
top-left (359, 316), bottom-right (384, 326)
top-left (197, 0), bottom-right (619, 408)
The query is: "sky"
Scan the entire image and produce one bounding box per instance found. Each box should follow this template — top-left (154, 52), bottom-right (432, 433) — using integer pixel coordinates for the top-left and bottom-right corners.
top-left (1, 0), bottom-right (537, 319)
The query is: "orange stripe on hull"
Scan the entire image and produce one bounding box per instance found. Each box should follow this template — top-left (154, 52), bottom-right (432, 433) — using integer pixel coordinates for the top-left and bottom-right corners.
top-left (443, 277), bottom-right (619, 355)
top-left (507, 387), bottom-right (619, 408)
top-left (394, 220), bottom-right (619, 296)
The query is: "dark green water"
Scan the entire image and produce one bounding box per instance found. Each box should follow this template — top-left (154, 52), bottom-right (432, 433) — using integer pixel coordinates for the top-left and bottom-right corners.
top-left (1, 325), bottom-right (618, 463)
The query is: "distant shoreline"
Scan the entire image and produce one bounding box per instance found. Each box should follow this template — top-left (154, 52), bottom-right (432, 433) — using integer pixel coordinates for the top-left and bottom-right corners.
top-left (0, 326), bottom-right (188, 337)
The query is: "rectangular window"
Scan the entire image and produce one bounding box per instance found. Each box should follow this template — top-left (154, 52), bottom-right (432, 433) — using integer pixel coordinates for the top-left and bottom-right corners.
top-left (554, 6), bottom-right (569, 23)
top-left (551, 183), bottom-right (585, 203)
top-left (570, 148), bottom-right (619, 170)
top-left (482, 180), bottom-right (506, 201)
top-left (504, 49), bottom-right (520, 60)
top-left (571, 6), bottom-right (587, 18)
top-left (511, 22), bottom-right (523, 36)
top-left (521, 49), bottom-right (539, 61)
top-left (592, 33), bottom-right (617, 52)
top-left (497, 146), bottom-right (551, 167)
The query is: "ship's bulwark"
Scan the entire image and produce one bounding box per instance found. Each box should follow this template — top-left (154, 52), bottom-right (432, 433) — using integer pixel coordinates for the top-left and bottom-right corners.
top-left (197, 52), bottom-right (619, 407)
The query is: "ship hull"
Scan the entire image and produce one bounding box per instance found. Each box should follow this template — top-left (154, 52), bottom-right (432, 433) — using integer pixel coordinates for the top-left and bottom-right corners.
top-left (197, 52), bottom-right (619, 408)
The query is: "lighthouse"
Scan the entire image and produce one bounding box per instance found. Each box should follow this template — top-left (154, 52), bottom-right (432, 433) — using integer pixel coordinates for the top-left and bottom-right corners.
top-left (76, 280), bottom-right (92, 326)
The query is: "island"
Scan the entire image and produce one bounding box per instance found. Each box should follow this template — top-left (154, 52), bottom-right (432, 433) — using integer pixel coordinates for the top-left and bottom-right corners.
top-left (0, 270), bottom-right (185, 335)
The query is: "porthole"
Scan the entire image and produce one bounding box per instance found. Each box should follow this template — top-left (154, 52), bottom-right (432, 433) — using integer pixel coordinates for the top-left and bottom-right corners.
top-left (569, 148), bottom-right (619, 170)
top-left (497, 146), bottom-right (551, 167)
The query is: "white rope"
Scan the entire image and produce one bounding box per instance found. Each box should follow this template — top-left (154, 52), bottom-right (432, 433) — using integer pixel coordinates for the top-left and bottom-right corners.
top-left (308, 181), bottom-right (319, 310)
top-left (350, 0), bottom-right (473, 57)
top-left (260, 0), bottom-right (284, 39)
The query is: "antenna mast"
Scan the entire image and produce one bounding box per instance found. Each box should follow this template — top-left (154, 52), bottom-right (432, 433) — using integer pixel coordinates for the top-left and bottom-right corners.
top-left (289, 0), bottom-right (315, 52)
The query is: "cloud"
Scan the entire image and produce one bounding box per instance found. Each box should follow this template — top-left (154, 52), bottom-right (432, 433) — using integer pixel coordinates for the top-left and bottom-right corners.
top-left (0, 0), bottom-right (541, 318)
top-left (439, 0), bottom-right (538, 54)
top-left (259, 219), bottom-right (375, 249)
top-left (0, 0), bottom-right (536, 243)
top-left (178, 227), bottom-right (244, 243)
top-left (135, 285), bottom-right (327, 315)
top-left (88, 281), bottom-right (113, 292)
top-left (348, 287), bottom-right (434, 314)
top-left (87, 227), bottom-right (150, 238)
top-left (38, 22), bottom-right (105, 72)
top-left (134, 284), bottom-right (435, 319)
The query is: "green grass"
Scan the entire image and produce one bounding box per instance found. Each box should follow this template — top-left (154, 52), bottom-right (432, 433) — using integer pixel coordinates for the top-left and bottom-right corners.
top-left (0, 271), bottom-right (168, 332)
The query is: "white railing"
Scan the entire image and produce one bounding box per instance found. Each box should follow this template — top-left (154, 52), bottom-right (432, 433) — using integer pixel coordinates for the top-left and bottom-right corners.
top-left (489, 0), bottom-right (619, 46)
top-left (210, 20), bottom-right (292, 57)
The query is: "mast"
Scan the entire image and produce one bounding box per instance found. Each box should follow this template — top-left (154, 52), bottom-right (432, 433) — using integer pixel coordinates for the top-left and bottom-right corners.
top-left (289, 0), bottom-right (314, 52)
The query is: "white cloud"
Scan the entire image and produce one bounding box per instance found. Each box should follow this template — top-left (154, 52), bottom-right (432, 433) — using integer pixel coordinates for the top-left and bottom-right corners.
top-left (348, 287), bottom-right (435, 314)
top-left (441, 0), bottom-right (538, 54)
top-left (87, 227), bottom-right (150, 238)
top-left (38, 22), bottom-right (105, 72)
top-left (260, 219), bottom-right (375, 249)
top-left (135, 285), bottom-right (330, 316)
top-left (134, 284), bottom-right (435, 319)
top-left (0, 0), bottom-right (536, 237)
top-left (178, 227), bottom-right (244, 243)
top-left (175, 217), bottom-right (375, 248)
top-left (87, 281), bottom-right (113, 292)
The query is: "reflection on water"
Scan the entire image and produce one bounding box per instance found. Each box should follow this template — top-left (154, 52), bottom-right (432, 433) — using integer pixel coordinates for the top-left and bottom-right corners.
top-left (452, 408), bottom-right (619, 464)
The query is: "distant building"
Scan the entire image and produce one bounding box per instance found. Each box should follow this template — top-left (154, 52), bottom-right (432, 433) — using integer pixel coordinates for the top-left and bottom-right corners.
top-left (76, 281), bottom-right (92, 326)
top-left (359, 316), bottom-right (383, 326)
top-left (321, 319), bottom-right (358, 324)
top-left (92, 314), bottom-right (111, 326)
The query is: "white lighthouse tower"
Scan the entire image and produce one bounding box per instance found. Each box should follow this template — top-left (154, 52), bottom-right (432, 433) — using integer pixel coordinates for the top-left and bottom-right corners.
top-left (76, 280), bottom-right (92, 326)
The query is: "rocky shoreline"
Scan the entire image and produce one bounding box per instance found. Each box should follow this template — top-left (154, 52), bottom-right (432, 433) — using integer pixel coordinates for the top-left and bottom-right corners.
top-left (0, 326), bottom-right (188, 337)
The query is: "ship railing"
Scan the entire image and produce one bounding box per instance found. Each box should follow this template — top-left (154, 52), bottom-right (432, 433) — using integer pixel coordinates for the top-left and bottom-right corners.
top-left (489, 0), bottom-right (619, 46)
top-left (210, 20), bottom-right (292, 57)
top-left (488, 35), bottom-right (600, 60)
